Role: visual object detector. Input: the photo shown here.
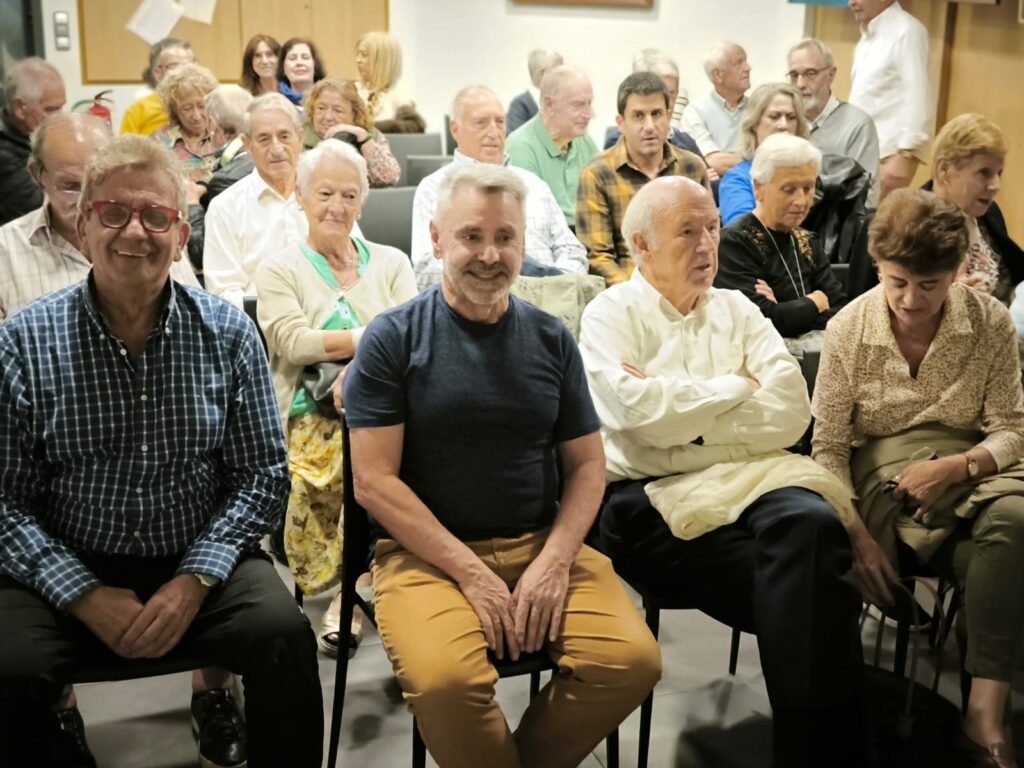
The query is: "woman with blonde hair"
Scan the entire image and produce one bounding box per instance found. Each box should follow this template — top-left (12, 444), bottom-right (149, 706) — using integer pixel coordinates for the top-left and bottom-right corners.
top-left (354, 31), bottom-right (425, 133)
top-left (719, 82), bottom-right (810, 225)
top-left (153, 62), bottom-right (220, 179)
top-left (850, 113), bottom-right (1024, 304)
top-left (302, 77), bottom-right (400, 187)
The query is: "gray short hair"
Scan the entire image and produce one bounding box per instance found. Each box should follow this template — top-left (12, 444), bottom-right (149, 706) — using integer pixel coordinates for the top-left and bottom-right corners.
top-left (242, 92), bottom-right (301, 136)
top-left (788, 38), bottom-right (835, 69)
top-left (4, 57), bottom-right (62, 106)
top-left (30, 112), bottom-right (111, 168)
top-left (750, 133), bottom-right (822, 185)
top-left (539, 65), bottom-right (588, 102)
top-left (527, 49), bottom-right (564, 88)
top-left (434, 165), bottom-right (527, 225)
top-left (205, 85), bottom-right (253, 140)
top-left (702, 42), bottom-right (741, 80)
top-left (296, 139), bottom-right (369, 202)
top-left (79, 135), bottom-right (187, 217)
top-left (451, 85), bottom-right (501, 125)
top-left (632, 48), bottom-right (679, 79)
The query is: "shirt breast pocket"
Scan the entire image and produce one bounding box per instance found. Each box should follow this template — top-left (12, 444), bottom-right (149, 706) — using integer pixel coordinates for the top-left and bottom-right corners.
top-left (712, 343), bottom-right (747, 377)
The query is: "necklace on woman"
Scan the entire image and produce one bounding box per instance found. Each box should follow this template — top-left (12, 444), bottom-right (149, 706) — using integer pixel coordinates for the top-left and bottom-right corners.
top-left (754, 216), bottom-right (805, 298)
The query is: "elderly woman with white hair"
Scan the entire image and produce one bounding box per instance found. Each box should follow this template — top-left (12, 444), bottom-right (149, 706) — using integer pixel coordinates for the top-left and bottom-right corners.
top-left (717, 133), bottom-right (847, 339)
top-left (254, 139), bottom-right (417, 655)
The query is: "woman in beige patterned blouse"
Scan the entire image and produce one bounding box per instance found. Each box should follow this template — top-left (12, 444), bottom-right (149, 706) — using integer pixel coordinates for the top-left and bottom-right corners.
top-left (812, 188), bottom-right (1024, 768)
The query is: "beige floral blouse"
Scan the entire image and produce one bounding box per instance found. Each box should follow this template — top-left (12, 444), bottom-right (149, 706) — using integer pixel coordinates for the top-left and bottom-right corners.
top-left (811, 283), bottom-right (1024, 490)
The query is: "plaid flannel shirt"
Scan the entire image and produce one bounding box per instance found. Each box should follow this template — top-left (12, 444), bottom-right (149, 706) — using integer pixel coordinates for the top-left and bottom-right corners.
top-left (575, 139), bottom-right (709, 285)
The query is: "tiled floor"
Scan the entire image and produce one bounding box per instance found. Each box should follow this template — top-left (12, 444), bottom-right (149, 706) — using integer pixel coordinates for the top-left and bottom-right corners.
top-left (76, 564), bottom-right (1024, 768)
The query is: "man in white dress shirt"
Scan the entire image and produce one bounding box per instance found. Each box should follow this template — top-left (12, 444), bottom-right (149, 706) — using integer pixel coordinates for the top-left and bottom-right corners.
top-left (204, 93), bottom-right (362, 307)
top-left (579, 176), bottom-right (870, 767)
top-left (411, 86), bottom-right (587, 289)
top-left (0, 112), bottom-right (199, 320)
top-left (848, 0), bottom-right (930, 198)
top-left (681, 42), bottom-right (750, 177)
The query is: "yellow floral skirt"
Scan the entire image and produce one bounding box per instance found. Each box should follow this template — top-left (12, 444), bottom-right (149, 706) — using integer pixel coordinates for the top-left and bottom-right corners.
top-left (285, 413), bottom-right (344, 596)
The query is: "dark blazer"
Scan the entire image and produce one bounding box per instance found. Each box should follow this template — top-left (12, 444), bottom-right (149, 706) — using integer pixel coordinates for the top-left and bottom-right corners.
top-left (506, 91), bottom-right (538, 135)
top-left (848, 181), bottom-right (1024, 298)
top-left (0, 112), bottom-right (42, 226)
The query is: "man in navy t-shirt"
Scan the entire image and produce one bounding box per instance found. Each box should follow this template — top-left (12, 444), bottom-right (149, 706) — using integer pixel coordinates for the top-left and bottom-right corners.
top-left (343, 164), bottom-right (660, 768)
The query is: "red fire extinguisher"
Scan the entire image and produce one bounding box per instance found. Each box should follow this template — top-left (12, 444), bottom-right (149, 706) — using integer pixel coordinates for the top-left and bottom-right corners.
top-left (71, 90), bottom-right (114, 127)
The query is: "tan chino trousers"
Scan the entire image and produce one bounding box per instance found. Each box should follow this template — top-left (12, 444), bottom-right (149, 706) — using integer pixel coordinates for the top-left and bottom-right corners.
top-left (372, 530), bottom-right (662, 768)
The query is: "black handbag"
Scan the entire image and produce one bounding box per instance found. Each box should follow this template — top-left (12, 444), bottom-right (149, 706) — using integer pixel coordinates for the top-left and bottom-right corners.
top-left (864, 580), bottom-right (966, 768)
top-left (299, 361), bottom-right (347, 418)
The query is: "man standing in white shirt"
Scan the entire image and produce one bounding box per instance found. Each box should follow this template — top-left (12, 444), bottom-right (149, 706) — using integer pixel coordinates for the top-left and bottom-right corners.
top-left (681, 42), bottom-right (750, 177)
top-left (411, 86), bottom-right (587, 289)
top-left (579, 176), bottom-right (870, 768)
top-left (848, 0), bottom-right (930, 198)
top-left (203, 94), bottom-right (306, 307)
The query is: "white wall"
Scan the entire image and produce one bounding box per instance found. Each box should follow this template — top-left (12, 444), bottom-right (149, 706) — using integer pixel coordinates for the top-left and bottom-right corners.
top-left (38, 0), bottom-right (809, 139)
top-left (389, 0), bottom-right (810, 145)
top-left (39, 0), bottom-right (150, 129)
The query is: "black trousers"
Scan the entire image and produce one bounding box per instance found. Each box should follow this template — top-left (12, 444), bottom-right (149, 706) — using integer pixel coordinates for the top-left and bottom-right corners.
top-left (0, 552), bottom-right (323, 768)
top-left (601, 481), bottom-right (872, 768)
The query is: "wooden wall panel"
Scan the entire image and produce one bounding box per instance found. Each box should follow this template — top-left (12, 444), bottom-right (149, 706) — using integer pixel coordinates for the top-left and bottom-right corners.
top-left (310, 0), bottom-right (389, 80)
top-left (80, 0), bottom-right (387, 86)
top-left (79, 0), bottom-right (242, 83)
top-left (813, 2), bottom-right (952, 188)
top-left (945, 1), bottom-right (1024, 241)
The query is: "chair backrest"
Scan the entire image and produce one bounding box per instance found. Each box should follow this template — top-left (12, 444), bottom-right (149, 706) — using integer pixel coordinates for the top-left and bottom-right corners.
top-left (831, 263), bottom-right (850, 295)
top-left (242, 296), bottom-right (269, 358)
top-left (359, 187), bottom-right (416, 257)
top-left (382, 133), bottom-right (444, 185)
top-left (443, 114), bottom-right (456, 156)
top-left (406, 154), bottom-right (453, 187)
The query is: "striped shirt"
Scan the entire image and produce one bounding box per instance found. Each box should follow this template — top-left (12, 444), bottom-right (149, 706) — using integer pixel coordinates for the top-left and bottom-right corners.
top-left (0, 277), bottom-right (289, 610)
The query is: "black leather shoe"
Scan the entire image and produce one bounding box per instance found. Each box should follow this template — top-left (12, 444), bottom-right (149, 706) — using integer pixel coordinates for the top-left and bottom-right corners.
top-left (52, 707), bottom-right (97, 768)
top-left (191, 689), bottom-right (247, 768)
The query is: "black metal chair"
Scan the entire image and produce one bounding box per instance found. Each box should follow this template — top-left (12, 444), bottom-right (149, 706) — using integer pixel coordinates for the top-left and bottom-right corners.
top-left (614, 571), bottom-right (743, 768)
top-left (70, 654), bottom-right (208, 686)
top-left (327, 416), bottom-right (619, 768)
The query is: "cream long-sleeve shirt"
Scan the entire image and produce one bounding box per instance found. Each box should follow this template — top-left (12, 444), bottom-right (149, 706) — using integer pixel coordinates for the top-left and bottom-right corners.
top-left (579, 270), bottom-right (811, 482)
top-left (848, 1), bottom-right (930, 158)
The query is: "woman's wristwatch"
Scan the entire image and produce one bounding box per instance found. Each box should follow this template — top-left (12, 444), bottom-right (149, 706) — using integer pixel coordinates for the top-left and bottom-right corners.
top-left (964, 453), bottom-right (980, 479)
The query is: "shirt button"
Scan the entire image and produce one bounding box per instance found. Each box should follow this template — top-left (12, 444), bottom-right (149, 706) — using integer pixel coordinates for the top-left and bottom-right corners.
top-left (136, 487), bottom-right (143, 495)
top-left (140, 394), bottom-right (148, 401)
top-left (140, 444), bottom-right (149, 452)
top-left (133, 530), bottom-right (142, 538)
top-left (119, 348), bottom-right (127, 356)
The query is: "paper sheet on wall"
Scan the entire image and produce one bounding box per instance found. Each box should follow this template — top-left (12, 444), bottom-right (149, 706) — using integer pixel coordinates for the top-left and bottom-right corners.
top-left (126, 0), bottom-right (182, 45)
top-left (180, 0), bottom-right (217, 24)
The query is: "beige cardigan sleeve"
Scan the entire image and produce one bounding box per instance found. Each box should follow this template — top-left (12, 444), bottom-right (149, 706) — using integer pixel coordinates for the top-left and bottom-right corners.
top-left (811, 312), bottom-right (857, 492)
top-left (254, 250), bottom-right (333, 367)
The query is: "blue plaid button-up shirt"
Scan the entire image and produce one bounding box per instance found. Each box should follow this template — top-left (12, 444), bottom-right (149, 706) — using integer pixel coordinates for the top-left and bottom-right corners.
top-left (0, 277), bottom-right (289, 610)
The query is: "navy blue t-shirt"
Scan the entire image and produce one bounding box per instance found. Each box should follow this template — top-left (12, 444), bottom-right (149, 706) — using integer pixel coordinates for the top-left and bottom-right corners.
top-left (343, 286), bottom-right (601, 541)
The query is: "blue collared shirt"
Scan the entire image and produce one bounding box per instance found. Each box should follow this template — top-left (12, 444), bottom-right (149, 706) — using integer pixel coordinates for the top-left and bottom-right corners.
top-left (0, 276), bottom-right (289, 610)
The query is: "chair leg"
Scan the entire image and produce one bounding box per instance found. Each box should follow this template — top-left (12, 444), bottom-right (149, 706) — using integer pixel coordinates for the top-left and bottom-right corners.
top-left (326, 576), bottom-right (359, 768)
top-left (637, 691), bottom-right (653, 768)
top-left (606, 727), bottom-right (619, 768)
top-left (412, 721), bottom-right (427, 768)
top-left (293, 583), bottom-right (304, 607)
top-left (893, 618), bottom-right (910, 677)
top-left (529, 670), bottom-right (540, 699)
top-left (728, 628), bottom-right (741, 676)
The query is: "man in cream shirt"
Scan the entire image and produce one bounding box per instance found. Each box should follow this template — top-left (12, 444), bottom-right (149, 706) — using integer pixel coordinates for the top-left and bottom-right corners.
top-left (848, 0), bottom-right (930, 198)
top-left (579, 176), bottom-right (871, 768)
